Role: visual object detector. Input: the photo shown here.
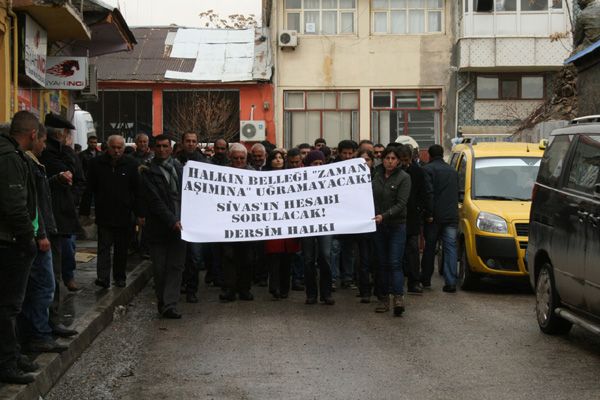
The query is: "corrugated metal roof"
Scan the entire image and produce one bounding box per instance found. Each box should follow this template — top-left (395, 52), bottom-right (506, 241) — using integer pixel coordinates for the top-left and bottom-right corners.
top-left (93, 26), bottom-right (272, 83)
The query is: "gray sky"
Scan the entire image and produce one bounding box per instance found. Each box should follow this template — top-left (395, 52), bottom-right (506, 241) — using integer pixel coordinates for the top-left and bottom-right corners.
top-left (105, 0), bottom-right (261, 27)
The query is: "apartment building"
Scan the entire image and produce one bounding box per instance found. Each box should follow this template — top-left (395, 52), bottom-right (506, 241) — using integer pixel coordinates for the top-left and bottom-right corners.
top-left (456, 0), bottom-right (573, 141)
top-left (270, 0), bottom-right (456, 151)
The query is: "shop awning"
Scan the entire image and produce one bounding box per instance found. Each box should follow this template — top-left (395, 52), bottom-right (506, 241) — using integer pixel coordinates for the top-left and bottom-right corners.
top-left (12, 0), bottom-right (91, 41)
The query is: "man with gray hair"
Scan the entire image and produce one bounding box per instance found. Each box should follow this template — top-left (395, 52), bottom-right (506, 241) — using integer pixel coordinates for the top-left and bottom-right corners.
top-left (80, 135), bottom-right (142, 288)
top-left (250, 142), bottom-right (267, 171)
top-left (132, 132), bottom-right (154, 165)
top-left (219, 143), bottom-right (255, 302)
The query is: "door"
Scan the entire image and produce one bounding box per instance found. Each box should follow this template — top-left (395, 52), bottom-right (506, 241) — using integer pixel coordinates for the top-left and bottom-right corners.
top-left (559, 134), bottom-right (600, 311)
top-left (571, 134), bottom-right (600, 316)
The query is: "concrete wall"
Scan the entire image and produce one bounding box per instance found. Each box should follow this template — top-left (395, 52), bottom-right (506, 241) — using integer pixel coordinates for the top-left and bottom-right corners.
top-left (271, 0), bottom-right (455, 147)
top-left (577, 58), bottom-right (600, 117)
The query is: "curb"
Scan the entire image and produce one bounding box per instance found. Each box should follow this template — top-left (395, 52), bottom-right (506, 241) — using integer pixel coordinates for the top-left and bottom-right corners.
top-left (0, 259), bottom-right (152, 400)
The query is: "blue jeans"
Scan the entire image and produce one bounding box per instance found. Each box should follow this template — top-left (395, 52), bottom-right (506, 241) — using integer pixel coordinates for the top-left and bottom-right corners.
top-left (291, 251), bottom-right (304, 285)
top-left (329, 237), bottom-right (340, 283)
top-left (302, 235), bottom-right (333, 300)
top-left (61, 234), bottom-right (76, 284)
top-left (421, 223), bottom-right (458, 286)
top-left (373, 224), bottom-right (406, 296)
top-left (19, 249), bottom-right (55, 341)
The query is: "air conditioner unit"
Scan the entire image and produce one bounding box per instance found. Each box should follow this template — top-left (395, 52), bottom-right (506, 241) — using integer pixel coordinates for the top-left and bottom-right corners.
top-left (279, 30), bottom-right (298, 47)
top-left (76, 64), bottom-right (98, 102)
top-left (240, 120), bottom-right (266, 142)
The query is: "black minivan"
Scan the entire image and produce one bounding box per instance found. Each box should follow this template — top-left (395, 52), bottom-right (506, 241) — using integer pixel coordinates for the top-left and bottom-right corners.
top-left (528, 116), bottom-right (600, 335)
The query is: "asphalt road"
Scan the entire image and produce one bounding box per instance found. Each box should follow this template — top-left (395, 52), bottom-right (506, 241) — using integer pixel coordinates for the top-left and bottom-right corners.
top-left (47, 275), bottom-right (600, 400)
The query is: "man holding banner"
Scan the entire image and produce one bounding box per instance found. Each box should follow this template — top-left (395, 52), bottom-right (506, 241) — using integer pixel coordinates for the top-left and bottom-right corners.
top-left (181, 143), bottom-right (377, 306)
top-left (140, 135), bottom-right (186, 319)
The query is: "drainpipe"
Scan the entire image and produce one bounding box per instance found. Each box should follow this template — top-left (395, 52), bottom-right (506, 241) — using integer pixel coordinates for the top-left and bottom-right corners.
top-left (8, 0), bottom-right (18, 116)
top-left (455, 71), bottom-right (470, 138)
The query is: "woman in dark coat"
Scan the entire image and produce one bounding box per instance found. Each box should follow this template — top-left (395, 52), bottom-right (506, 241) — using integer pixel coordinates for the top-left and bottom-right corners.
top-left (264, 150), bottom-right (300, 299)
top-left (371, 146), bottom-right (411, 316)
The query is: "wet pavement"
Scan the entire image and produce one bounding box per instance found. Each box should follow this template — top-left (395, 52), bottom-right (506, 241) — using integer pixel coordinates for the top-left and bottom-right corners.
top-left (45, 273), bottom-right (600, 400)
top-left (0, 241), bottom-right (151, 400)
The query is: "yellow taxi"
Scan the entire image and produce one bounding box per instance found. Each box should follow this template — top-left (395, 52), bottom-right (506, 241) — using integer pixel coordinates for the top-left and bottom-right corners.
top-left (449, 140), bottom-right (544, 289)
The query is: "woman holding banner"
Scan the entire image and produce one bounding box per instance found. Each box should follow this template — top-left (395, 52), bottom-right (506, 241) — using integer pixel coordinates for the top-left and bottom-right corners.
top-left (371, 145), bottom-right (411, 316)
top-left (263, 150), bottom-right (300, 300)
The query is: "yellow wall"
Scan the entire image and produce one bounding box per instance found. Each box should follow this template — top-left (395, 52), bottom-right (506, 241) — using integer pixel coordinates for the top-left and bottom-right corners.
top-left (0, 0), bottom-right (10, 122)
top-left (272, 0), bottom-right (455, 144)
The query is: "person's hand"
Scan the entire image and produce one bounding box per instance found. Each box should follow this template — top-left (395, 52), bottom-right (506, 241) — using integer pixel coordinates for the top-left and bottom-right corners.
top-left (173, 221), bottom-right (182, 231)
top-left (58, 171), bottom-right (73, 185)
top-left (137, 217), bottom-right (145, 227)
top-left (426, 217), bottom-right (434, 223)
top-left (373, 214), bottom-right (383, 224)
top-left (37, 238), bottom-right (51, 252)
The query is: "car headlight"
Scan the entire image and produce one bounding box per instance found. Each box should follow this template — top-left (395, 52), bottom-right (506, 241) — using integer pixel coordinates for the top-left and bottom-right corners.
top-left (476, 212), bottom-right (508, 234)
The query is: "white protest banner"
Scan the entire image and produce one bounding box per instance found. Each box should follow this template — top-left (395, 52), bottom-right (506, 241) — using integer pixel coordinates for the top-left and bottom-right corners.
top-left (181, 158), bottom-right (376, 243)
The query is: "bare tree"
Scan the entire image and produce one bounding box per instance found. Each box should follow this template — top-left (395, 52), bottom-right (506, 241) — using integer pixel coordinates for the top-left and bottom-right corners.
top-left (164, 91), bottom-right (239, 143)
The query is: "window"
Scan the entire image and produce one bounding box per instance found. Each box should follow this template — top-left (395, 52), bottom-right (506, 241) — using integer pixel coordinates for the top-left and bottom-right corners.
top-left (80, 90), bottom-right (153, 142)
top-left (475, 0), bottom-right (493, 12)
top-left (284, 91), bottom-right (359, 146)
top-left (521, 0), bottom-right (547, 11)
top-left (566, 135), bottom-right (600, 195)
top-left (286, 0), bottom-right (356, 35)
top-left (552, 0), bottom-right (562, 9)
top-left (496, 0), bottom-right (516, 12)
top-left (473, 157), bottom-right (541, 200)
top-left (371, 89), bottom-right (441, 148)
top-left (371, 0), bottom-right (443, 34)
top-left (458, 156), bottom-right (468, 199)
top-left (537, 134), bottom-right (572, 187)
top-left (476, 74), bottom-right (545, 100)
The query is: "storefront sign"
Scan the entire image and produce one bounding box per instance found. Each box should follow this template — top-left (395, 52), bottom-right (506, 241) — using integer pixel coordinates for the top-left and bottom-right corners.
top-left (23, 14), bottom-right (47, 86)
top-left (45, 57), bottom-right (88, 89)
top-left (181, 159), bottom-right (376, 243)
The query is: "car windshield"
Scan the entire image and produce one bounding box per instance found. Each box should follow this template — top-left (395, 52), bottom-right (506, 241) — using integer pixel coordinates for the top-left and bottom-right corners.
top-left (473, 157), bottom-right (541, 201)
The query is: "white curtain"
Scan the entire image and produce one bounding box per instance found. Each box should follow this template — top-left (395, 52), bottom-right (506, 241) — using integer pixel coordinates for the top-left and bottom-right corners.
top-left (304, 11), bottom-right (319, 34)
top-left (408, 10), bottom-right (425, 33)
top-left (322, 11), bottom-right (338, 34)
top-left (391, 10), bottom-right (407, 33)
top-left (428, 10), bottom-right (441, 31)
top-left (374, 12), bottom-right (388, 33)
top-left (341, 12), bottom-right (354, 33)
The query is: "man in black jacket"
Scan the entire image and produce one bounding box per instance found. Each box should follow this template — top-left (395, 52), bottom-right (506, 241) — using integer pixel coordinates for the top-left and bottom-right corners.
top-left (40, 114), bottom-right (83, 339)
top-left (80, 135), bottom-right (142, 288)
top-left (399, 145), bottom-right (432, 294)
top-left (420, 145), bottom-right (459, 293)
top-left (177, 132), bottom-right (210, 303)
top-left (140, 135), bottom-right (186, 319)
top-left (79, 135), bottom-right (98, 177)
top-left (0, 111), bottom-right (38, 384)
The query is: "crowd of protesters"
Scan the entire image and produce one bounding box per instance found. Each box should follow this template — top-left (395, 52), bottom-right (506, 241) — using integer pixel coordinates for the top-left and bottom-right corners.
top-left (0, 110), bottom-right (459, 384)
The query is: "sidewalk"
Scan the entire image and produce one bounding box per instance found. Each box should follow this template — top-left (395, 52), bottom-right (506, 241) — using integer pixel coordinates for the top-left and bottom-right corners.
top-left (0, 241), bottom-right (152, 400)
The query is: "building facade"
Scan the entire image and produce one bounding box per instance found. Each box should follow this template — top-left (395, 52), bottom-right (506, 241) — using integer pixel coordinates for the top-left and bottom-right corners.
top-left (87, 26), bottom-right (275, 144)
top-left (270, 0), bottom-right (456, 150)
top-left (0, 0), bottom-right (135, 125)
top-left (455, 0), bottom-right (573, 141)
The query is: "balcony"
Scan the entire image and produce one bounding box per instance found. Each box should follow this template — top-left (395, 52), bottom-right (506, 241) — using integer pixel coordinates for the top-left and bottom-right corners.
top-left (458, 3), bottom-right (572, 70)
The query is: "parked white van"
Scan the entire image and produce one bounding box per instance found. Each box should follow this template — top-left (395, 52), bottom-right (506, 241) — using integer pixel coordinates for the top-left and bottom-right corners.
top-left (71, 104), bottom-right (96, 147)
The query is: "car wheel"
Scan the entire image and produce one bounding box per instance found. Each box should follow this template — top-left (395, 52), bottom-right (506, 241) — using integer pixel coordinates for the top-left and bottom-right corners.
top-left (458, 243), bottom-right (479, 291)
top-left (535, 263), bottom-right (572, 335)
